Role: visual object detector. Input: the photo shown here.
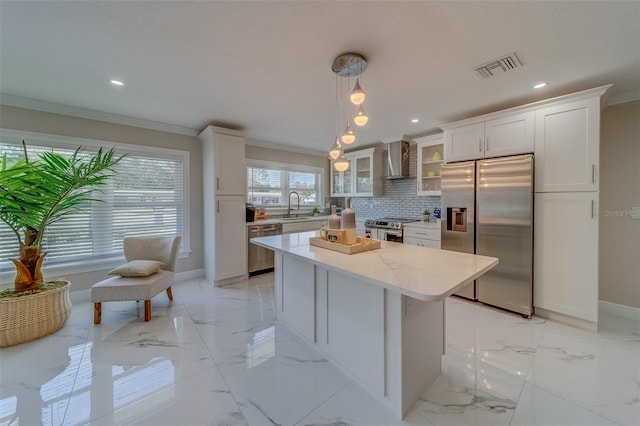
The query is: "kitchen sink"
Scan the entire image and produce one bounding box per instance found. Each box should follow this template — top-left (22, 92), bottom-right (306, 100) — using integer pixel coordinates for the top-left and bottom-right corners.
top-left (278, 216), bottom-right (315, 221)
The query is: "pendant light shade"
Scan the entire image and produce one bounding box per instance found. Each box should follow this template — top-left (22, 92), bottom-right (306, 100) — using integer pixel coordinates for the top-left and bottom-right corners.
top-left (328, 137), bottom-right (342, 160)
top-left (334, 152), bottom-right (350, 172)
top-left (341, 124), bottom-right (355, 144)
top-left (350, 78), bottom-right (366, 105)
top-left (353, 104), bottom-right (368, 126)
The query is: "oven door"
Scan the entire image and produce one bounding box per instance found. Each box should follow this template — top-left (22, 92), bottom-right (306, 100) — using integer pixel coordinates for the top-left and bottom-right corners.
top-left (382, 229), bottom-right (403, 243)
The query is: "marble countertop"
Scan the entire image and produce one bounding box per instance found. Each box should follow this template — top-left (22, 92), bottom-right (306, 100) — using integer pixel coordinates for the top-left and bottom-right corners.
top-left (247, 216), bottom-right (330, 227)
top-left (251, 231), bottom-right (498, 301)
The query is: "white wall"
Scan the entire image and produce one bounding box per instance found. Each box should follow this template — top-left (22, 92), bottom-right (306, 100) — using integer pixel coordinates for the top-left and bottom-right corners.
top-left (599, 101), bottom-right (640, 309)
top-left (0, 105), bottom-right (204, 292)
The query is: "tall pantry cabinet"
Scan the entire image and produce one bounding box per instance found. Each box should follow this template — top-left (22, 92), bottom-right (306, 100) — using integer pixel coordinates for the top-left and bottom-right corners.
top-left (199, 126), bottom-right (247, 286)
top-left (533, 86), bottom-right (610, 327)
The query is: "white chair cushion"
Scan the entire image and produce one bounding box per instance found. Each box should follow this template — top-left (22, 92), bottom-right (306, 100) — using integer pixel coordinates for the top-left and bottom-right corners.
top-left (108, 260), bottom-right (164, 277)
top-left (91, 270), bottom-right (175, 302)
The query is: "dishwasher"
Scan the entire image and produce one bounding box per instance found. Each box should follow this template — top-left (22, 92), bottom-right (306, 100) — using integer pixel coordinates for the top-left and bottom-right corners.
top-left (248, 223), bottom-right (282, 276)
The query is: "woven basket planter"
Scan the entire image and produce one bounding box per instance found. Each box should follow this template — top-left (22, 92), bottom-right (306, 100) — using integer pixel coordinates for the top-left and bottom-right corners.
top-left (0, 281), bottom-right (71, 347)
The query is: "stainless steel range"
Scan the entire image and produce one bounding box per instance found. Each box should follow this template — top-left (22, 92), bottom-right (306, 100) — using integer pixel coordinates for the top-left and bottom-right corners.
top-left (364, 218), bottom-right (418, 243)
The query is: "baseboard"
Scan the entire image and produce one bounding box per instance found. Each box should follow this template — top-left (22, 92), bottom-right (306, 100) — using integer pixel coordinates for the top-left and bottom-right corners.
top-left (599, 300), bottom-right (640, 322)
top-left (70, 288), bottom-right (91, 304)
top-left (176, 269), bottom-right (204, 282)
top-left (534, 307), bottom-right (598, 332)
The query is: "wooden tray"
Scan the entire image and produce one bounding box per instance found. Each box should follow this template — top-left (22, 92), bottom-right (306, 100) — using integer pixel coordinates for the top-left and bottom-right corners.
top-left (309, 236), bottom-right (381, 254)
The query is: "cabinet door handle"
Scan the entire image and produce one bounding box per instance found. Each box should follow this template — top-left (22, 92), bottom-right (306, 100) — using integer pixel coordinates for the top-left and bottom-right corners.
top-left (217, 200), bottom-right (220, 214)
top-left (485, 137), bottom-right (489, 151)
top-left (217, 177), bottom-right (220, 190)
top-left (479, 138), bottom-right (483, 152)
top-left (591, 200), bottom-right (595, 219)
top-left (592, 164), bottom-right (596, 184)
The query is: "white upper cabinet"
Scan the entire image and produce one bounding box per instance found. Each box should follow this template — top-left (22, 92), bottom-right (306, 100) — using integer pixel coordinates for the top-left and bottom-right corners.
top-left (444, 112), bottom-right (534, 163)
top-left (484, 112), bottom-right (535, 158)
top-left (214, 133), bottom-right (246, 196)
top-left (534, 97), bottom-right (600, 192)
top-left (444, 122), bottom-right (485, 162)
top-left (330, 147), bottom-right (382, 197)
top-left (415, 133), bottom-right (444, 196)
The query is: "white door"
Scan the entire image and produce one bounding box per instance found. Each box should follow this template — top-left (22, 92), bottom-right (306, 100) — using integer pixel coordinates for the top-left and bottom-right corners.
top-left (534, 192), bottom-right (598, 322)
top-left (215, 134), bottom-right (246, 196)
top-left (444, 122), bottom-right (485, 162)
top-left (215, 196), bottom-right (247, 280)
top-left (484, 112), bottom-right (534, 158)
top-left (535, 98), bottom-right (600, 192)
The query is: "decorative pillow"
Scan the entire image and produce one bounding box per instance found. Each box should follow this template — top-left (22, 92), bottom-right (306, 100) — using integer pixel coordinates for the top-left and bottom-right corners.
top-left (108, 260), bottom-right (165, 277)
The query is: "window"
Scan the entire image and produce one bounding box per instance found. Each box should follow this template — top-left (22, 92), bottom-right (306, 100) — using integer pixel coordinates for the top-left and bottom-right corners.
top-left (247, 160), bottom-right (323, 208)
top-left (0, 129), bottom-right (190, 272)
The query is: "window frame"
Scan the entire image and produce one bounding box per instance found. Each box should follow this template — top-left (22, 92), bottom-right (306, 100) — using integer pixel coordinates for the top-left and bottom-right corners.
top-left (246, 159), bottom-right (324, 210)
top-left (0, 129), bottom-right (191, 283)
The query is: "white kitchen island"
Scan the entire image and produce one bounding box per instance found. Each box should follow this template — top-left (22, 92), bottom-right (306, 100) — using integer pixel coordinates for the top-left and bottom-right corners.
top-left (251, 231), bottom-right (498, 419)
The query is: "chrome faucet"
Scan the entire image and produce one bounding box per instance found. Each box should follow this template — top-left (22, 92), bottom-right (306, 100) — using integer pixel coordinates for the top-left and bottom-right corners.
top-left (287, 191), bottom-right (300, 217)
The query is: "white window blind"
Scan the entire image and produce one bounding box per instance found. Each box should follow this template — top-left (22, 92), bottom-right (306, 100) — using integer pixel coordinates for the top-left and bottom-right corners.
top-left (247, 161), bottom-right (322, 207)
top-left (0, 131), bottom-right (187, 271)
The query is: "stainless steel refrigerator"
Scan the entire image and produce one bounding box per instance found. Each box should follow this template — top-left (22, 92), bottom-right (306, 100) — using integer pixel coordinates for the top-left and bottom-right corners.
top-left (441, 154), bottom-right (534, 317)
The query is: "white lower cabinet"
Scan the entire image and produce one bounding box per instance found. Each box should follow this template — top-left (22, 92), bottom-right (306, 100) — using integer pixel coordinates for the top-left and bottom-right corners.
top-left (214, 196), bottom-right (248, 282)
top-left (534, 192), bottom-right (598, 323)
top-left (403, 224), bottom-right (441, 248)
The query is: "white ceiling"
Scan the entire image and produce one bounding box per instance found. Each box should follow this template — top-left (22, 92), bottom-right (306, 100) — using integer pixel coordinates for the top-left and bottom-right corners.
top-left (1, 1), bottom-right (639, 153)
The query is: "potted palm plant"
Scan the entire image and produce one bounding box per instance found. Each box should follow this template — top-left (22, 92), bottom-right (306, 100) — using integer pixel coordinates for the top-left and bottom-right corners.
top-left (0, 140), bottom-right (123, 346)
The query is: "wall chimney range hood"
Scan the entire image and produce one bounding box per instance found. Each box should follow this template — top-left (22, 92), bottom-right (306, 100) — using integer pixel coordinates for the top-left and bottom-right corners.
top-left (385, 140), bottom-right (410, 179)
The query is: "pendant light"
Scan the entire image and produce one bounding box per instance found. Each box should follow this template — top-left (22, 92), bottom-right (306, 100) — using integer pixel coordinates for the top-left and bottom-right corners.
top-left (328, 52), bottom-right (368, 163)
top-left (341, 123), bottom-right (355, 144)
top-left (329, 137), bottom-right (342, 160)
top-left (334, 152), bottom-right (350, 172)
top-left (353, 104), bottom-right (368, 126)
top-left (350, 78), bottom-right (366, 105)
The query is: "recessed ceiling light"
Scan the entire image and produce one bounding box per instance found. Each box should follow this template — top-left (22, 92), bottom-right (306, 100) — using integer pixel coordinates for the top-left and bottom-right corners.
top-left (411, 118), bottom-right (419, 123)
top-left (110, 79), bottom-right (124, 86)
top-left (533, 82), bottom-right (547, 89)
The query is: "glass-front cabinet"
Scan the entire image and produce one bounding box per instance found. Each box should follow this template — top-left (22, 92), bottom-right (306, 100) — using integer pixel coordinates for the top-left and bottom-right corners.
top-left (415, 133), bottom-right (444, 196)
top-left (330, 147), bottom-right (382, 197)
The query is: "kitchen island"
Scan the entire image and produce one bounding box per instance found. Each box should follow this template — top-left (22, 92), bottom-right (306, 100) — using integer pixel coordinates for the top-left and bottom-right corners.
top-left (251, 231), bottom-right (498, 418)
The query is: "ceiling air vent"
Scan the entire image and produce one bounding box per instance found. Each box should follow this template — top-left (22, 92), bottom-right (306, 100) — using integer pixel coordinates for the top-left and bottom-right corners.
top-left (474, 52), bottom-right (522, 79)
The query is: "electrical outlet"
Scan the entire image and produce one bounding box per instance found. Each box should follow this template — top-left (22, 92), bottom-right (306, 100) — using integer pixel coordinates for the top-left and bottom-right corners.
top-left (632, 207), bottom-right (640, 219)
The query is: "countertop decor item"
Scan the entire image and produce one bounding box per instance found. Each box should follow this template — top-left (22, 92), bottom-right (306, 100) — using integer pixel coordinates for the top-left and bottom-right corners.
top-left (329, 205), bottom-right (341, 229)
top-left (341, 197), bottom-right (357, 244)
top-left (309, 236), bottom-right (381, 254)
top-left (423, 208), bottom-right (431, 222)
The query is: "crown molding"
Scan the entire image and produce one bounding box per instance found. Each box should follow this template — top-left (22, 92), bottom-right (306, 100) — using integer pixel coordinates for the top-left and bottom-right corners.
top-left (0, 93), bottom-right (200, 136)
top-left (245, 138), bottom-right (327, 157)
top-left (607, 88), bottom-right (640, 106)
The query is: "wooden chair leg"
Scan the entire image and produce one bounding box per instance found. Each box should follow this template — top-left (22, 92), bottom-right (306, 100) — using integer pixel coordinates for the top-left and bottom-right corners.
top-left (166, 286), bottom-right (173, 301)
top-left (94, 303), bottom-right (102, 324)
top-left (144, 300), bottom-right (151, 321)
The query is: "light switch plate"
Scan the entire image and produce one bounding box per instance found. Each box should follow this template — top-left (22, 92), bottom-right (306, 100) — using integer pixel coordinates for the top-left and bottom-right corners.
top-left (632, 207), bottom-right (640, 219)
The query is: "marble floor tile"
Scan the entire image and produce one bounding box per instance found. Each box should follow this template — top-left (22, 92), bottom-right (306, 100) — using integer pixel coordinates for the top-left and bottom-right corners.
top-left (510, 383), bottom-right (618, 426)
top-left (217, 325), bottom-right (351, 426)
top-left (195, 300), bottom-right (276, 364)
top-left (1, 273), bottom-right (639, 426)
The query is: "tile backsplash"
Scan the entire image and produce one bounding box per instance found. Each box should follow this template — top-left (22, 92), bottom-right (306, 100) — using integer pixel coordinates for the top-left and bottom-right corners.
top-left (326, 144), bottom-right (441, 221)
